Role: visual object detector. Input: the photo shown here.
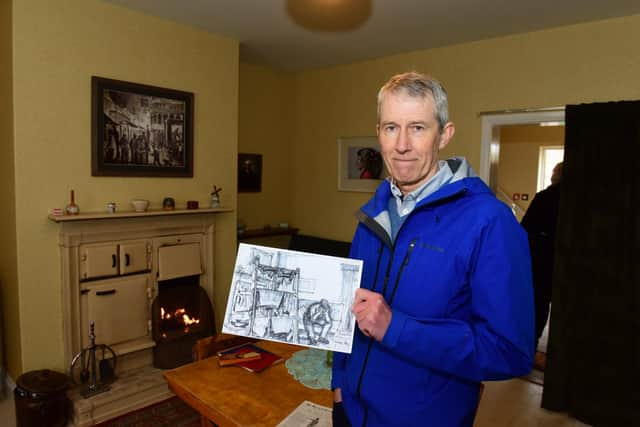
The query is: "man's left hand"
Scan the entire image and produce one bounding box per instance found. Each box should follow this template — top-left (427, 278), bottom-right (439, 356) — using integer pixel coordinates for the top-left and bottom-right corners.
top-left (352, 288), bottom-right (392, 341)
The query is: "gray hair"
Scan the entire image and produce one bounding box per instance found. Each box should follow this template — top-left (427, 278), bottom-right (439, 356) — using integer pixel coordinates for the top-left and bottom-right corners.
top-left (376, 72), bottom-right (449, 131)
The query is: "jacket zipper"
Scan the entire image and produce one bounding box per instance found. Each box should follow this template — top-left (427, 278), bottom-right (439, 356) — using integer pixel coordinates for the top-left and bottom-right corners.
top-left (388, 240), bottom-right (416, 305)
top-left (356, 239), bottom-right (417, 427)
top-left (370, 242), bottom-right (384, 293)
top-left (356, 241), bottom-right (394, 427)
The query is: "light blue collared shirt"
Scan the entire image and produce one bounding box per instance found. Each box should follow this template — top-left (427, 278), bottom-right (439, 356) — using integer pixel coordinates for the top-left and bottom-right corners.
top-left (387, 161), bottom-right (454, 241)
top-left (389, 160), bottom-right (454, 217)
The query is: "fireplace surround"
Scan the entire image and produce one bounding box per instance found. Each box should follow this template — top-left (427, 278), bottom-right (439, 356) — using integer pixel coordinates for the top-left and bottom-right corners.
top-left (50, 208), bottom-right (227, 426)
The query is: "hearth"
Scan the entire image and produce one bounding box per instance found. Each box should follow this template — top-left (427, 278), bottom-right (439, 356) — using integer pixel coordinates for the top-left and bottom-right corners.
top-left (152, 275), bottom-right (215, 368)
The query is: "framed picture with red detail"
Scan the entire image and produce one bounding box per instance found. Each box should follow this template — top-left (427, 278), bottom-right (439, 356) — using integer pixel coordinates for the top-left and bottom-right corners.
top-left (338, 136), bottom-right (387, 192)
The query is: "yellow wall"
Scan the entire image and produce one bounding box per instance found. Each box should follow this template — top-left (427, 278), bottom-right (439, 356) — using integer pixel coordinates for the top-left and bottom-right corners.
top-left (498, 125), bottom-right (565, 220)
top-left (237, 64), bottom-right (294, 230)
top-left (290, 14), bottom-right (640, 240)
top-left (11, 0), bottom-right (238, 376)
top-left (501, 124), bottom-right (565, 146)
top-left (0, 0), bottom-right (20, 378)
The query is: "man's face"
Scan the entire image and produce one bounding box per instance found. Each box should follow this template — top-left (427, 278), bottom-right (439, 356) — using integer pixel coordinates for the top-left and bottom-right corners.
top-left (377, 90), bottom-right (454, 194)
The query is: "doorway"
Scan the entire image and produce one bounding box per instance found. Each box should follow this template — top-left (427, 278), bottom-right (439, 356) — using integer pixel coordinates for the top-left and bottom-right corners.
top-left (479, 108), bottom-right (565, 187)
top-left (479, 108), bottom-right (565, 367)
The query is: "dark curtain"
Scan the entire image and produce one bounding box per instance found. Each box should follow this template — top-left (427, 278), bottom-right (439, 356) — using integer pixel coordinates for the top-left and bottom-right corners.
top-left (542, 101), bottom-right (640, 426)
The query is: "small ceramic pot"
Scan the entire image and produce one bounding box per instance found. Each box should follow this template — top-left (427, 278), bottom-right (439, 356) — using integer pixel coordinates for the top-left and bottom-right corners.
top-left (162, 197), bottom-right (175, 210)
top-left (131, 199), bottom-right (149, 212)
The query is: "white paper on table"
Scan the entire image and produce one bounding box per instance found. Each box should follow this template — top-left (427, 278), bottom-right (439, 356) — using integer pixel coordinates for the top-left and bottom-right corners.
top-left (276, 400), bottom-right (332, 427)
top-left (223, 243), bottom-right (362, 354)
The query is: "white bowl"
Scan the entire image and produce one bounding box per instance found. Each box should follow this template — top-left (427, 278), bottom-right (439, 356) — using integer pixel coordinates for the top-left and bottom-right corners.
top-left (131, 199), bottom-right (149, 212)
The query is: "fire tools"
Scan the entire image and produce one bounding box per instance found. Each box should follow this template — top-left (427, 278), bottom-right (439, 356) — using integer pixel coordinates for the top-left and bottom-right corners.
top-left (69, 321), bottom-right (117, 398)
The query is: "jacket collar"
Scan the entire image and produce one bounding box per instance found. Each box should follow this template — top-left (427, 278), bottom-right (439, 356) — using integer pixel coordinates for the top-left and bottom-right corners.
top-left (357, 157), bottom-right (485, 243)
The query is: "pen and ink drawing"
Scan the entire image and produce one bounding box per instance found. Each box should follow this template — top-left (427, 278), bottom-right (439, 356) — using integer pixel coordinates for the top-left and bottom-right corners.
top-left (223, 243), bottom-right (362, 353)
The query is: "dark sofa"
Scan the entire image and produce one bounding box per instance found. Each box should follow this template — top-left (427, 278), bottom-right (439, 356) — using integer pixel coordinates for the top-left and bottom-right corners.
top-left (288, 233), bottom-right (351, 258)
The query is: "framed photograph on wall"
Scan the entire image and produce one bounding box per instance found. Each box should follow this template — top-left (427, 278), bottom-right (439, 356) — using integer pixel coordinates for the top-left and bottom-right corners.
top-left (91, 76), bottom-right (194, 177)
top-left (238, 153), bottom-right (263, 192)
top-left (338, 136), bottom-right (387, 192)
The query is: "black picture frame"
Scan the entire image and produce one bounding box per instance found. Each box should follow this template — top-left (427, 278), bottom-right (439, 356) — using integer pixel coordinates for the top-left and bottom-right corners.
top-left (92, 76), bottom-right (194, 177)
top-left (238, 153), bottom-right (262, 192)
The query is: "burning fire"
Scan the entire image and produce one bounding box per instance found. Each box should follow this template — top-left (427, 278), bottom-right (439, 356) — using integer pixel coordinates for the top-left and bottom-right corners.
top-left (160, 307), bottom-right (201, 326)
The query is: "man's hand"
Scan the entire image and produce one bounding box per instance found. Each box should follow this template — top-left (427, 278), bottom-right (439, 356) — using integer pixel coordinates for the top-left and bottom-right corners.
top-left (352, 288), bottom-right (392, 341)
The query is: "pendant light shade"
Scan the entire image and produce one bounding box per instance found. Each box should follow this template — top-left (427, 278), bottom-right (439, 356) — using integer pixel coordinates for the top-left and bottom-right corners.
top-left (287, 0), bottom-right (372, 32)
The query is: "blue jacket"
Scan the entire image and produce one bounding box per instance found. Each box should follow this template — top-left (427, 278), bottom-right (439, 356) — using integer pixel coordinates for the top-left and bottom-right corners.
top-left (332, 158), bottom-right (534, 427)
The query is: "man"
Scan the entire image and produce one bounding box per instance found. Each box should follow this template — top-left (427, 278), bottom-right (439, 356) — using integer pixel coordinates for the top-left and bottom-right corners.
top-left (521, 162), bottom-right (562, 370)
top-left (331, 72), bottom-right (534, 427)
top-left (303, 299), bottom-right (333, 345)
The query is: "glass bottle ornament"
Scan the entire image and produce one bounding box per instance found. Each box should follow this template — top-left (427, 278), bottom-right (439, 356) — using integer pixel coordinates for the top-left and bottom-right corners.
top-left (66, 190), bottom-right (80, 215)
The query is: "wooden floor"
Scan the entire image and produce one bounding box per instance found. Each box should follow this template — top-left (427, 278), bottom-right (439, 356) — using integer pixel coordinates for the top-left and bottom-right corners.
top-left (475, 378), bottom-right (589, 427)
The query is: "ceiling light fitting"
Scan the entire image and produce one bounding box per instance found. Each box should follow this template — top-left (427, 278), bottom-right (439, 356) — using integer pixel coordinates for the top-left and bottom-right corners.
top-left (286, 0), bottom-right (372, 32)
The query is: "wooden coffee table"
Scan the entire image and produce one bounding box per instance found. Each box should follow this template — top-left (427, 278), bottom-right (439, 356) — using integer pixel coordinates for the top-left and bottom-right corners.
top-left (163, 340), bottom-right (333, 427)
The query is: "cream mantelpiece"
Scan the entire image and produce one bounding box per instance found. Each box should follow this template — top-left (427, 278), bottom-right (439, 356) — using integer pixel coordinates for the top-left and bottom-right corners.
top-left (48, 208), bottom-right (230, 426)
top-left (48, 207), bottom-right (230, 367)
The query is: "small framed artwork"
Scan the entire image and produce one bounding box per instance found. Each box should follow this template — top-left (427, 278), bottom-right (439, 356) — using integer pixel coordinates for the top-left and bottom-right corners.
top-left (338, 136), bottom-right (387, 192)
top-left (238, 153), bottom-right (263, 192)
top-left (91, 76), bottom-right (194, 177)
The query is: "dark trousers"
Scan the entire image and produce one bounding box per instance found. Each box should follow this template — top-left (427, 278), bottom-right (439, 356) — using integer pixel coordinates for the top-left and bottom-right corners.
top-left (333, 402), bottom-right (351, 427)
top-left (530, 240), bottom-right (554, 350)
top-left (534, 288), bottom-right (551, 349)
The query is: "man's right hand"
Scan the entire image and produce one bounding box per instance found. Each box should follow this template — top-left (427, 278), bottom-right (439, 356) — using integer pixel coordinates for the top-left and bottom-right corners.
top-left (333, 387), bottom-right (342, 403)
top-left (352, 288), bottom-right (392, 341)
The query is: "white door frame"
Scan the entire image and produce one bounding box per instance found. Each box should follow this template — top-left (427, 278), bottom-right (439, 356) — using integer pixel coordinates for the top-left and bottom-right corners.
top-left (479, 109), bottom-right (566, 188)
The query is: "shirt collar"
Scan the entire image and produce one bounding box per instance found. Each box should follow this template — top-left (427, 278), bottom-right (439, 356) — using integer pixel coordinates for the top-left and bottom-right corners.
top-left (388, 160), bottom-right (454, 210)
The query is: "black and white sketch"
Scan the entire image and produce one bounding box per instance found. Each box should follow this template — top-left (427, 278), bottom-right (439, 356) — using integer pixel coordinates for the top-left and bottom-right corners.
top-left (223, 244), bottom-right (362, 353)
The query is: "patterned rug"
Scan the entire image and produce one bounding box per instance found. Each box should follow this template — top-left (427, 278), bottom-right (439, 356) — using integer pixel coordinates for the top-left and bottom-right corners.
top-left (94, 396), bottom-right (200, 427)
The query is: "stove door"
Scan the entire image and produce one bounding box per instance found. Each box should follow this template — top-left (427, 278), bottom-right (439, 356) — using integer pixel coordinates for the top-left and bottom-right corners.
top-left (80, 243), bottom-right (118, 280)
top-left (119, 240), bottom-right (150, 275)
top-left (157, 242), bottom-right (202, 281)
top-left (82, 274), bottom-right (151, 347)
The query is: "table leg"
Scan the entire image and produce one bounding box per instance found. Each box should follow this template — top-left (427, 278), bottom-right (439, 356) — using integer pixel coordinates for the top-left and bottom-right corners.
top-left (200, 415), bottom-right (216, 427)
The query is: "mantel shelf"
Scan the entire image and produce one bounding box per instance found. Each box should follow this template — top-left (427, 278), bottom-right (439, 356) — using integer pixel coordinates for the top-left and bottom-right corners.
top-left (47, 207), bottom-right (232, 223)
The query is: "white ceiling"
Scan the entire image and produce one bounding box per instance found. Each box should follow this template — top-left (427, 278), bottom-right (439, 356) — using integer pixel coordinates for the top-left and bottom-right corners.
top-left (103, 0), bottom-right (640, 72)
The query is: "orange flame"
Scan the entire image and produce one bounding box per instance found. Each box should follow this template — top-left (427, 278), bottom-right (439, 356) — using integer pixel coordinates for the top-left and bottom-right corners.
top-left (160, 306), bottom-right (200, 326)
